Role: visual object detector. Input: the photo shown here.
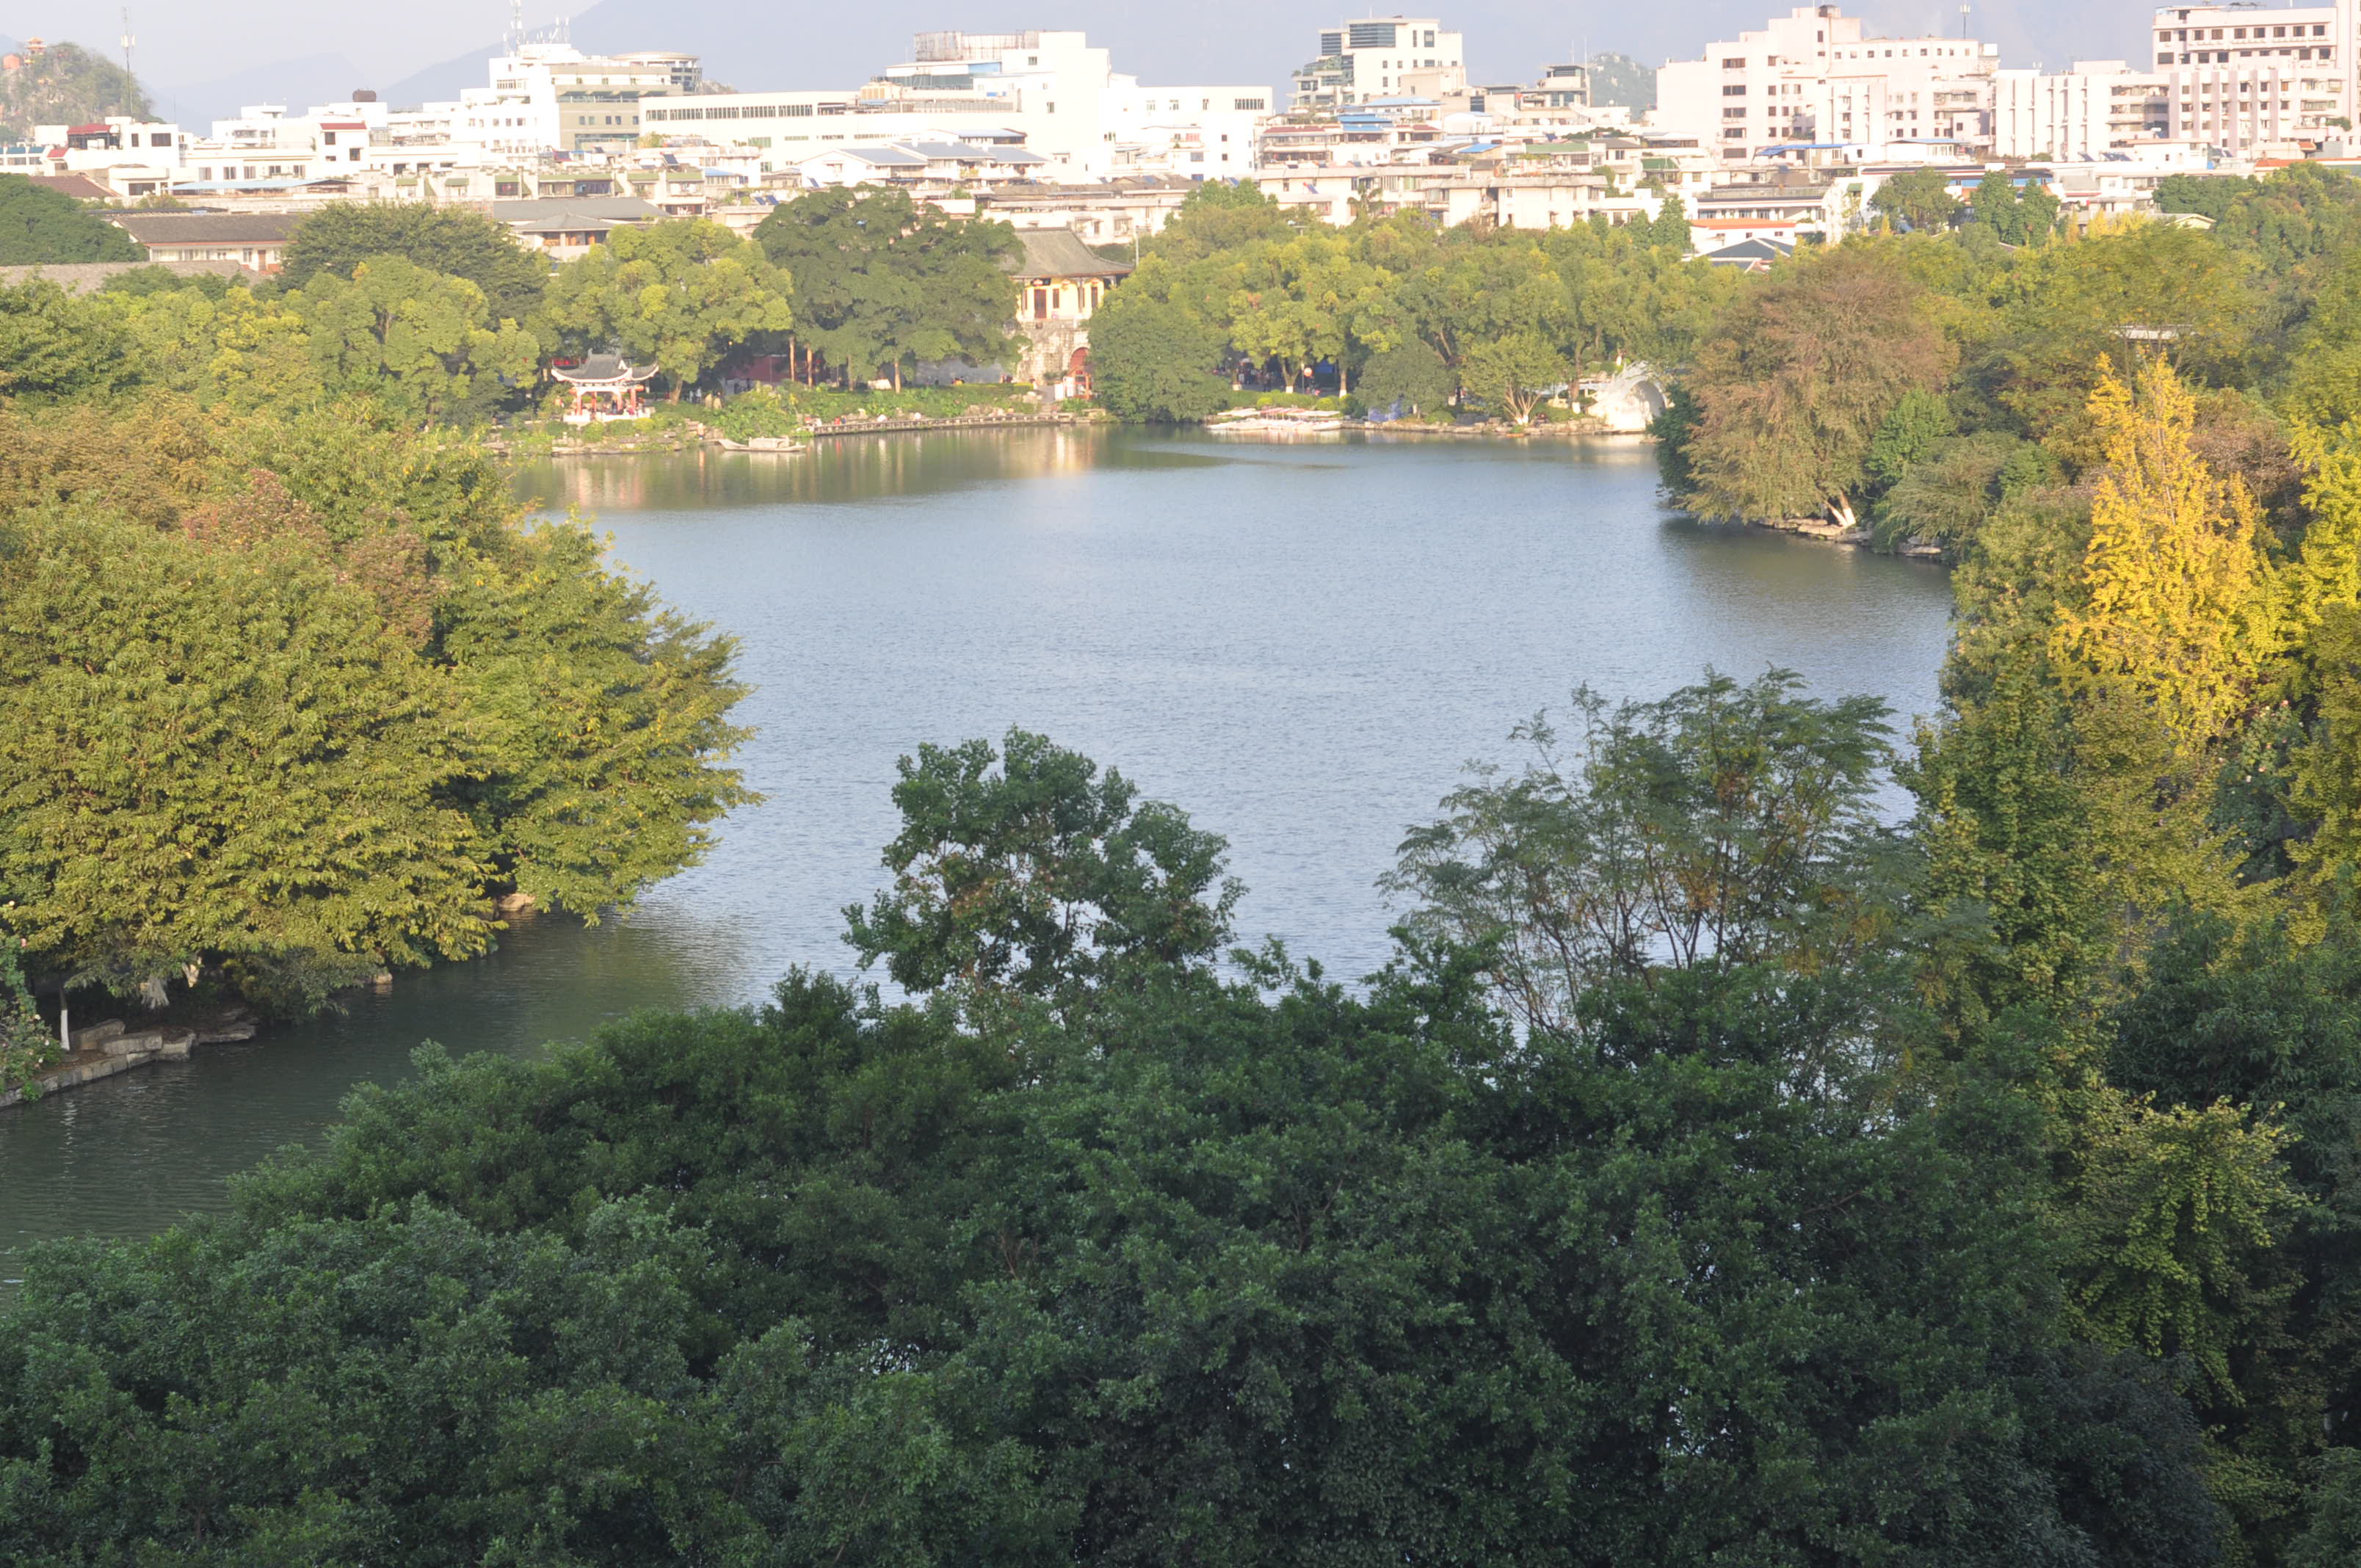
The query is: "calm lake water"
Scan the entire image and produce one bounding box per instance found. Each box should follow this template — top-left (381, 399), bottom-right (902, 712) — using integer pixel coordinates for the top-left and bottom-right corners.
top-left (0, 428), bottom-right (1954, 1276)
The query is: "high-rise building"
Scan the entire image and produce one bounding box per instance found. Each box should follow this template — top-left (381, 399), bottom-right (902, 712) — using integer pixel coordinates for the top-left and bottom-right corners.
top-left (1291, 18), bottom-right (1466, 111)
top-left (2146, 4), bottom-right (2346, 153)
top-left (641, 31), bottom-right (1270, 182)
top-left (1992, 62), bottom-right (2171, 160)
top-left (1655, 5), bottom-right (1997, 163)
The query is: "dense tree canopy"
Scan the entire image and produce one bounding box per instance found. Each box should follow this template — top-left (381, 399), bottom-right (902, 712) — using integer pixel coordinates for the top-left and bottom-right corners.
top-left (753, 188), bottom-right (1021, 386)
top-left (543, 218), bottom-right (794, 397)
top-left (293, 255), bottom-right (541, 422)
top-left (277, 201), bottom-right (551, 323)
top-left (0, 722), bottom-right (2229, 1564)
top-left (0, 391), bottom-right (752, 1012)
top-left (0, 174), bottom-right (141, 264)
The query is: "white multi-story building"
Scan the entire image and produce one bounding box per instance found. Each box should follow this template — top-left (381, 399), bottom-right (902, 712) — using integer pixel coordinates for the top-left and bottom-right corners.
top-left (1291, 18), bottom-right (1466, 110)
top-left (1656, 5), bottom-right (1998, 164)
top-left (640, 31), bottom-right (1269, 182)
top-left (2147, 4), bottom-right (2346, 153)
top-left (459, 44), bottom-right (685, 158)
top-left (33, 115), bottom-right (190, 170)
top-left (1993, 62), bottom-right (2174, 159)
top-left (188, 101), bottom-right (384, 184)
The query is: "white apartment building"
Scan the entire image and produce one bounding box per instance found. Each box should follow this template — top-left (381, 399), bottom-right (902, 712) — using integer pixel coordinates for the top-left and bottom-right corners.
top-left (33, 116), bottom-right (190, 169)
top-left (641, 31), bottom-right (1269, 182)
top-left (189, 101), bottom-right (384, 184)
top-left (461, 44), bottom-right (683, 158)
top-left (1656, 5), bottom-right (1998, 164)
top-left (1291, 18), bottom-right (1466, 110)
top-left (2148, 4), bottom-right (2346, 153)
top-left (1993, 62), bottom-right (2176, 160)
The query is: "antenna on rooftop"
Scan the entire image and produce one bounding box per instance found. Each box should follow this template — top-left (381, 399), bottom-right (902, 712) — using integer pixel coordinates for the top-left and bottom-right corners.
top-left (507, 0), bottom-right (521, 51)
top-left (119, 7), bottom-right (134, 79)
top-left (1959, 4), bottom-right (1970, 38)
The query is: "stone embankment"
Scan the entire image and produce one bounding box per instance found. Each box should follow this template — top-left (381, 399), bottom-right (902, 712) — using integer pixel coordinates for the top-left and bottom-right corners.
top-left (0, 1013), bottom-right (258, 1110)
top-left (797, 409), bottom-right (1087, 441)
top-left (1749, 514), bottom-right (1945, 559)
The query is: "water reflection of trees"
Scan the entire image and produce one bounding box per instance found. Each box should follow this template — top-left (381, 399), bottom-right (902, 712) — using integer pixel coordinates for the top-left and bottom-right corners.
top-left (514, 428), bottom-right (1123, 515)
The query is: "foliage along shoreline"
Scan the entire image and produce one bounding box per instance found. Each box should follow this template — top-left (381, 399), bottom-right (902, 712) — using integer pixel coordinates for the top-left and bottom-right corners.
top-left (13, 157), bottom-right (2361, 1564)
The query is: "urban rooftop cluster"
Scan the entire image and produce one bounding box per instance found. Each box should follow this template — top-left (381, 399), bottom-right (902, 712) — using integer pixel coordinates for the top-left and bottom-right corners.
top-left (1, 4), bottom-right (2349, 277)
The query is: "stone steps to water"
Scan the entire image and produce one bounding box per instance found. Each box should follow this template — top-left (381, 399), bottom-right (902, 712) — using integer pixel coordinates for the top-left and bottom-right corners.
top-left (1, 1012), bottom-right (258, 1110)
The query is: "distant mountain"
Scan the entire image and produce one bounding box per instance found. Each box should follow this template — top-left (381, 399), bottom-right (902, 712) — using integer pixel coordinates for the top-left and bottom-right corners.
top-left (0, 40), bottom-right (151, 142)
top-left (153, 51), bottom-right (366, 128)
top-left (380, 44), bottom-right (497, 112)
top-left (1585, 52), bottom-right (1655, 112)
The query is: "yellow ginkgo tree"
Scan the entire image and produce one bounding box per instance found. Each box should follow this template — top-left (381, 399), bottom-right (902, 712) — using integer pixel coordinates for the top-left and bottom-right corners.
top-left (2050, 355), bottom-right (2281, 763)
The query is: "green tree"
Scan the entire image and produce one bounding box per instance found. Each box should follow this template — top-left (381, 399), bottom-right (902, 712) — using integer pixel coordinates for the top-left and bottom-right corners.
top-left (1977, 219), bottom-right (2262, 443)
top-left (1224, 229), bottom-right (1393, 392)
top-left (0, 278), bottom-right (136, 403)
top-left (1679, 245), bottom-right (1956, 527)
top-left (278, 201), bottom-right (550, 323)
top-left (294, 255), bottom-right (540, 422)
top-left (2155, 173), bottom-right (2257, 225)
top-left (1871, 167), bottom-right (1963, 232)
top-left (0, 506), bottom-right (490, 1005)
top-left (0, 173), bottom-right (140, 263)
top-left (1647, 190), bottom-right (1691, 253)
top-left (0, 397), bottom-right (753, 1012)
top-left (1389, 669), bottom-right (1899, 1039)
top-left (1863, 385), bottom-right (1956, 490)
top-left (1357, 335), bottom-right (1451, 415)
top-left (1970, 168), bottom-right (2042, 244)
top-left (543, 219), bottom-right (793, 398)
top-left (1455, 329), bottom-right (1566, 424)
top-left (0, 907), bottom-right (55, 1095)
top-left (843, 728), bottom-right (1238, 1009)
top-left (753, 189), bottom-right (1019, 388)
top-left (1139, 178), bottom-right (1296, 264)
top-left (1876, 429), bottom-right (2032, 551)
top-left (1085, 286), bottom-right (1230, 421)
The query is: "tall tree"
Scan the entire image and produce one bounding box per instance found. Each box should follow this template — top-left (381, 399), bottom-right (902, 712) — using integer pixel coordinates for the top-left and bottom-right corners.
top-left (1086, 286), bottom-right (1230, 421)
top-left (1455, 330), bottom-right (1565, 424)
top-left (294, 255), bottom-right (540, 423)
top-left (1678, 245), bottom-right (1956, 527)
top-left (1871, 167), bottom-right (1963, 232)
top-left (844, 728), bottom-right (1238, 1010)
top-left (278, 202), bottom-right (550, 323)
top-left (0, 278), bottom-right (136, 403)
top-left (0, 173), bottom-right (140, 264)
top-left (752, 189), bottom-right (1019, 387)
top-left (2050, 357), bottom-right (2277, 763)
top-left (543, 219), bottom-right (793, 398)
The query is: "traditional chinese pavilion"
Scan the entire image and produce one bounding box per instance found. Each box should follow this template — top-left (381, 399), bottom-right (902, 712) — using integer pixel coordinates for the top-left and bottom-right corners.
top-left (550, 354), bottom-right (659, 423)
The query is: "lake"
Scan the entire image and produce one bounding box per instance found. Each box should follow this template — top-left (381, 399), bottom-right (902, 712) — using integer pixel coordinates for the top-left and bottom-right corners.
top-left (0, 427), bottom-right (1955, 1274)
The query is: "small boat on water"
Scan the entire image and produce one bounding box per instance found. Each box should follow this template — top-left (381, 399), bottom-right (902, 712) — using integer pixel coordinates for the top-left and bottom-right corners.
top-left (1206, 406), bottom-right (1347, 438)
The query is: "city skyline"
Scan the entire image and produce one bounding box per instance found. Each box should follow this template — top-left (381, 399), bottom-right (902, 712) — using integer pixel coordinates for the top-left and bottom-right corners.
top-left (16, 0), bottom-right (2176, 128)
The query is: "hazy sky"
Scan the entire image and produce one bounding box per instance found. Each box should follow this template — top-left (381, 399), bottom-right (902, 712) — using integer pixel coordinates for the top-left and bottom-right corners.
top-left (15, 0), bottom-right (2183, 106)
